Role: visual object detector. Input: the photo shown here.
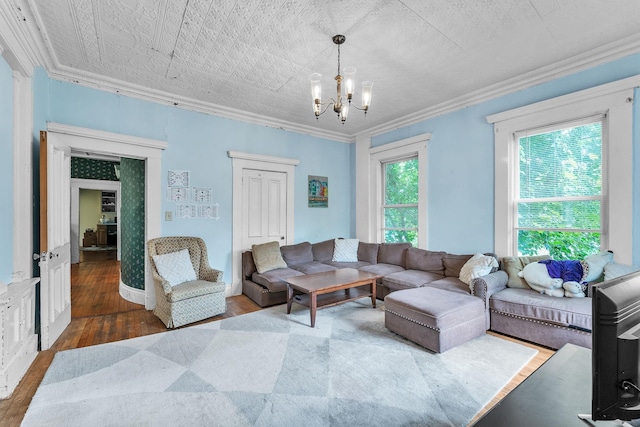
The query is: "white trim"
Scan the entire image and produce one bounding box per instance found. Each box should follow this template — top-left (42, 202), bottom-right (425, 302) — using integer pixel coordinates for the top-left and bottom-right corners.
top-left (490, 78), bottom-right (636, 264)
top-left (11, 71), bottom-right (33, 283)
top-left (368, 133), bottom-right (430, 248)
top-left (368, 37), bottom-right (640, 138)
top-left (119, 279), bottom-right (145, 305)
top-left (70, 179), bottom-right (120, 264)
top-left (47, 123), bottom-right (167, 308)
top-left (228, 151), bottom-right (298, 296)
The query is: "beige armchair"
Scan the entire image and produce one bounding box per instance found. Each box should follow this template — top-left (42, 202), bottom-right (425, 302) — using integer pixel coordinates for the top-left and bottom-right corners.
top-left (148, 236), bottom-right (226, 328)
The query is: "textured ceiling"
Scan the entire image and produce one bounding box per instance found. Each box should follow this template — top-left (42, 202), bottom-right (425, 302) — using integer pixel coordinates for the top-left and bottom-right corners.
top-left (21, 0), bottom-right (640, 140)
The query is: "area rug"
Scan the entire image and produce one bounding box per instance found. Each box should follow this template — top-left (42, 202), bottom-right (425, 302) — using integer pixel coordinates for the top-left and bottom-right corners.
top-left (23, 301), bottom-right (537, 426)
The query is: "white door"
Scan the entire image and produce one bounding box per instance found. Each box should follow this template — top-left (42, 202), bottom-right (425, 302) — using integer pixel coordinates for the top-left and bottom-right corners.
top-left (38, 131), bottom-right (72, 350)
top-left (242, 169), bottom-right (287, 249)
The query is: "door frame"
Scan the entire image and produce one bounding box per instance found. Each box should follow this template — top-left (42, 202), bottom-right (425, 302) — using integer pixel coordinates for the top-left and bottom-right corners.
top-left (228, 150), bottom-right (299, 296)
top-left (47, 123), bottom-right (167, 308)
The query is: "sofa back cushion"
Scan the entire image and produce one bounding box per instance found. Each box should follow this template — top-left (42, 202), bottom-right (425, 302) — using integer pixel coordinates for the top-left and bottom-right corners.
top-left (312, 239), bottom-right (335, 262)
top-left (242, 251), bottom-right (257, 278)
top-left (358, 242), bottom-right (379, 265)
top-left (501, 255), bottom-right (551, 289)
top-left (378, 243), bottom-right (411, 267)
top-left (443, 254), bottom-right (474, 277)
top-left (406, 247), bottom-right (445, 273)
top-left (280, 242), bottom-right (313, 266)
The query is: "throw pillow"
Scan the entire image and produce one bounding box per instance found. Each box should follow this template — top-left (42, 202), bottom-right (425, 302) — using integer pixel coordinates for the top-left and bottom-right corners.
top-left (252, 241), bottom-right (288, 274)
top-left (604, 262), bottom-right (640, 281)
top-left (501, 255), bottom-right (551, 289)
top-left (152, 248), bottom-right (197, 287)
top-left (332, 238), bottom-right (359, 262)
top-left (460, 253), bottom-right (499, 291)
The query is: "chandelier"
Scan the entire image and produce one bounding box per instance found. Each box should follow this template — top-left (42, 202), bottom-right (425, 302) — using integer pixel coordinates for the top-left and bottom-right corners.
top-left (309, 35), bottom-right (373, 123)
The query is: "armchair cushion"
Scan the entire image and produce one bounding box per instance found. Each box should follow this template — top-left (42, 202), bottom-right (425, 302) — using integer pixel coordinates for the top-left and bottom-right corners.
top-left (152, 248), bottom-right (197, 287)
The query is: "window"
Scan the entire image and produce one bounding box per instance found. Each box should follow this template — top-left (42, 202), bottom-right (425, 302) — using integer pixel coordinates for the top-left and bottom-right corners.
top-left (515, 117), bottom-right (605, 259)
top-left (382, 157), bottom-right (418, 245)
top-left (489, 76), bottom-right (636, 264)
top-left (368, 133), bottom-right (429, 248)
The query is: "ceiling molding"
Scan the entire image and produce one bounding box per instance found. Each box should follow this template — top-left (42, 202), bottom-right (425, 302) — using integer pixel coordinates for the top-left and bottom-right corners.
top-left (9, 2), bottom-right (640, 144)
top-left (367, 34), bottom-right (640, 138)
top-left (46, 65), bottom-right (354, 144)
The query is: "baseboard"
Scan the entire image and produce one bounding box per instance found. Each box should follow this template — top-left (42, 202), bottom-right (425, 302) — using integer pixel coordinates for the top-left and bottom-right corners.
top-left (119, 280), bottom-right (145, 305)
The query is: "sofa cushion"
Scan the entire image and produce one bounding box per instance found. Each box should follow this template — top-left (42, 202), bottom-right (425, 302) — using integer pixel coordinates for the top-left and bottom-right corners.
top-left (251, 268), bottom-right (303, 293)
top-left (489, 288), bottom-right (591, 331)
top-left (443, 254), bottom-right (473, 278)
top-left (382, 270), bottom-right (445, 291)
top-left (501, 255), bottom-right (551, 289)
top-left (358, 242), bottom-right (379, 265)
top-left (312, 239), bottom-right (335, 262)
top-left (280, 242), bottom-right (313, 266)
top-left (427, 277), bottom-right (472, 295)
top-left (406, 248), bottom-right (446, 273)
top-left (322, 260), bottom-right (372, 269)
top-left (378, 243), bottom-right (411, 267)
top-left (290, 261), bottom-right (337, 275)
top-left (252, 241), bottom-right (288, 273)
top-left (332, 238), bottom-right (359, 262)
top-left (359, 263), bottom-right (406, 277)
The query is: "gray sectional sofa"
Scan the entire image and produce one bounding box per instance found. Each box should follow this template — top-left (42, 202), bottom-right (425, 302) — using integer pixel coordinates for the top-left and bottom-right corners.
top-left (241, 239), bottom-right (480, 308)
top-left (242, 238), bottom-right (594, 350)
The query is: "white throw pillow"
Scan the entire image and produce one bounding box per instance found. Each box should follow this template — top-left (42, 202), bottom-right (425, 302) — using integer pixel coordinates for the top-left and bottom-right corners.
top-left (332, 238), bottom-right (359, 262)
top-left (152, 248), bottom-right (197, 287)
top-left (604, 262), bottom-right (640, 281)
top-left (460, 253), bottom-right (499, 291)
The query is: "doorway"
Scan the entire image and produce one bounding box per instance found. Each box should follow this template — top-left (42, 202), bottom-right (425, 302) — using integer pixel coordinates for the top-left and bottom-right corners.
top-left (71, 178), bottom-right (121, 264)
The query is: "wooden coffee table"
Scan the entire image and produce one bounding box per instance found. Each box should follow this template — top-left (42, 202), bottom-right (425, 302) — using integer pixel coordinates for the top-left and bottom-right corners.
top-left (285, 268), bottom-right (381, 327)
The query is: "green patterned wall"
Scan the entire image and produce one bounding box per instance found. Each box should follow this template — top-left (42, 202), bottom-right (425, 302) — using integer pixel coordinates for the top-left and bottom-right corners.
top-left (120, 158), bottom-right (146, 290)
top-left (71, 157), bottom-right (120, 181)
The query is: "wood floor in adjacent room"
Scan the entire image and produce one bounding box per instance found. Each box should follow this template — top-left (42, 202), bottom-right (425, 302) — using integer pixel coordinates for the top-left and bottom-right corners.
top-left (0, 251), bottom-right (554, 426)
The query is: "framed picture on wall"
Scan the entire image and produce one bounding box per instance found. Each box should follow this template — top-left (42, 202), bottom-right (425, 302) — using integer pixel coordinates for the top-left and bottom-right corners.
top-left (308, 175), bottom-right (328, 208)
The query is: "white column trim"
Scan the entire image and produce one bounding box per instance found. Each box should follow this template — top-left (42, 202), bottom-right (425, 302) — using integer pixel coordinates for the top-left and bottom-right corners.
top-left (11, 70), bottom-right (33, 283)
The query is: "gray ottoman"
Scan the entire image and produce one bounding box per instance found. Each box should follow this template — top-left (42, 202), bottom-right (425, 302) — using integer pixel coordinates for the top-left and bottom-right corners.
top-left (384, 287), bottom-right (486, 353)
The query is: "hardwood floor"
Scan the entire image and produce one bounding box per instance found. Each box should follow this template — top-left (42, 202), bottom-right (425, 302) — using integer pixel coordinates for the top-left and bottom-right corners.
top-left (0, 252), bottom-right (554, 426)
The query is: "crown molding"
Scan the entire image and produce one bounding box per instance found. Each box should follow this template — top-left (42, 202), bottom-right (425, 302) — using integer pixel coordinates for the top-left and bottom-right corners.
top-left (46, 64), bottom-right (354, 144)
top-left (9, 0), bottom-right (640, 144)
top-left (367, 33), bottom-right (640, 138)
top-left (0, 0), bottom-right (44, 75)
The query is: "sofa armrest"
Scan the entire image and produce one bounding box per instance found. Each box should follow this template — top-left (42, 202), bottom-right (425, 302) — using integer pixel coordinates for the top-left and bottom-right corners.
top-left (471, 270), bottom-right (508, 305)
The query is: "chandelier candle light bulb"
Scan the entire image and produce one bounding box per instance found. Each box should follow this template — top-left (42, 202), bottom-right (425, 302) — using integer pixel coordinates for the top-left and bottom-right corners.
top-left (309, 35), bottom-right (372, 124)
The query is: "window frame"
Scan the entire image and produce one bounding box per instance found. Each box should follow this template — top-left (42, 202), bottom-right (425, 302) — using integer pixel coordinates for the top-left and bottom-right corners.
top-left (488, 77), bottom-right (636, 264)
top-left (369, 133), bottom-right (429, 248)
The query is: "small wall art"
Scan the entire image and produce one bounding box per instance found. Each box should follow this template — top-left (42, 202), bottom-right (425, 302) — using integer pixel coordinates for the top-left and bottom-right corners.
top-left (308, 175), bottom-right (328, 208)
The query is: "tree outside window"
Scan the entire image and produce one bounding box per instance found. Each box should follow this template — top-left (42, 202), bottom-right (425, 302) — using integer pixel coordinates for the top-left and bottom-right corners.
top-left (516, 119), bottom-right (604, 259)
top-left (382, 157), bottom-right (418, 246)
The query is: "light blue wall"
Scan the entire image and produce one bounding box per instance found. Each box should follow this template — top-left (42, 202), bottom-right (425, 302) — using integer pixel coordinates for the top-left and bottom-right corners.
top-left (373, 52), bottom-right (640, 264)
top-left (34, 70), bottom-right (353, 279)
top-left (0, 55), bottom-right (13, 283)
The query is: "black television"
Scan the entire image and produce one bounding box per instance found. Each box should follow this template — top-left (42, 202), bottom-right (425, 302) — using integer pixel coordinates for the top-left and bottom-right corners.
top-left (589, 269), bottom-right (640, 424)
